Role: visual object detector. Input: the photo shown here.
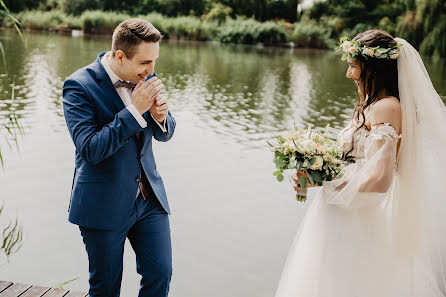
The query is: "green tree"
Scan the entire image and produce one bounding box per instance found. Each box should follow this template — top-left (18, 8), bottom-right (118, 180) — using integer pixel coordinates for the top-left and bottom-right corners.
top-left (397, 0), bottom-right (445, 57)
top-left (1, 0), bottom-right (43, 12)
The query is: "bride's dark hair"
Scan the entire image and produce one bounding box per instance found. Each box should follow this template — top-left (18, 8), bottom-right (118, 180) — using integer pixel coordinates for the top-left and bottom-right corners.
top-left (345, 29), bottom-right (399, 159)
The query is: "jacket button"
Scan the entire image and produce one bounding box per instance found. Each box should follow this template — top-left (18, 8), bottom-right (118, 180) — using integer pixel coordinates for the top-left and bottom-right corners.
top-left (136, 178), bottom-right (141, 183)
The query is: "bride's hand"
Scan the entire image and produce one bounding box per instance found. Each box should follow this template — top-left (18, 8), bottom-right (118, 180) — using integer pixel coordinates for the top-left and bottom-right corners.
top-left (292, 170), bottom-right (318, 192)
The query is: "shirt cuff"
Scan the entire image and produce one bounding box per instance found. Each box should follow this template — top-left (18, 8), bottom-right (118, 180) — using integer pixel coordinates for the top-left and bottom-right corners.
top-left (127, 104), bottom-right (147, 128)
top-left (151, 113), bottom-right (167, 133)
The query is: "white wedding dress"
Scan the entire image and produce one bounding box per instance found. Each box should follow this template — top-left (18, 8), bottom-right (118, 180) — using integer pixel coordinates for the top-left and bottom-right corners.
top-left (275, 39), bottom-right (446, 297)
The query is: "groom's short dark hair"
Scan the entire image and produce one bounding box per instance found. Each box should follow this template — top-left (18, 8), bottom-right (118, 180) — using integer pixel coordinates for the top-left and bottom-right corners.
top-left (112, 18), bottom-right (161, 59)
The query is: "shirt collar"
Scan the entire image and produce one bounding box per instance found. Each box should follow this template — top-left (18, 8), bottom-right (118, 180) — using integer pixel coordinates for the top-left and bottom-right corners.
top-left (100, 52), bottom-right (124, 85)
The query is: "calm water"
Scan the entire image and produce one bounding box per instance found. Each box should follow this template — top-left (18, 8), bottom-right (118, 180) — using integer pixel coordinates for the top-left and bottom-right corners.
top-left (0, 30), bottom-right (445, 296)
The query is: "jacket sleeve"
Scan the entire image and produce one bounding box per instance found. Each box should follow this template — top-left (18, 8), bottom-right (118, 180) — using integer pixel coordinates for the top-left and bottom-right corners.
top-left (63, 78), bottom-right (142, 165)
top-left (322, 123), bottom-right (400, 208)
top-left (151, 110), bottom-right (176, 142)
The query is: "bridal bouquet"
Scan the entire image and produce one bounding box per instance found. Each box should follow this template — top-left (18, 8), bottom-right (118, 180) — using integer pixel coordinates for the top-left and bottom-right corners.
top-left (268, 126), bottom-right (348, 202)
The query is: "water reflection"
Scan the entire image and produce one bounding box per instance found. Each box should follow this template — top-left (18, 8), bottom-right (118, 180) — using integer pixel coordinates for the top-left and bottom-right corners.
top-left (1, 30), bottom-right (445, 148)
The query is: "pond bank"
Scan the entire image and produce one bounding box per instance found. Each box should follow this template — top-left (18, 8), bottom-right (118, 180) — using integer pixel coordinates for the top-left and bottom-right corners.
top-left (2, 10), bottom-right (333, 49)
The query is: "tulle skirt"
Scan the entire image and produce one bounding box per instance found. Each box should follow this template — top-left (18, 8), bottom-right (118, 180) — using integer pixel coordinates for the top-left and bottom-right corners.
top-left (275, 187), bottom-right (445, 297)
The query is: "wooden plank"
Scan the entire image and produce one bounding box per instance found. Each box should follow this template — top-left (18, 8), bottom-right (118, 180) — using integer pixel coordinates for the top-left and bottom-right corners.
top-left (40, 288), bottom-right (69, 297)
top-left (0, 283), bottom-right (32, 297)
top-left (18, 286), bottom-right (51, 297)
top-left (64, 292), bottom-right (88, 297)
top-left (0, 282), bottom-right (12, 294)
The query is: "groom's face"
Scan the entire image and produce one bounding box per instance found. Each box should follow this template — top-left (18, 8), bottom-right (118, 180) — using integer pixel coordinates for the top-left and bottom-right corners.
top-left (118, 41), bottom-right (159, 83)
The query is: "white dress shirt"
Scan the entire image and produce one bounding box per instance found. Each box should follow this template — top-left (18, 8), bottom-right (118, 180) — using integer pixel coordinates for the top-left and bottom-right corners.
top-left (100, 52), bottom-right (167, 132)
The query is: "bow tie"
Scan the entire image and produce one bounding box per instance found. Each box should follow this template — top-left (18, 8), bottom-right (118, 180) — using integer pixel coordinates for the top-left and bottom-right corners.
top-left (114, 80), bottom-right (136, 89)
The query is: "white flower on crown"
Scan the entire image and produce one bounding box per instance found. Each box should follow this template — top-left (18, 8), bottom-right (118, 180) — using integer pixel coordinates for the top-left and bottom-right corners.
top-left (390, 52), bottom-right (399, 59)
top-left (341, 41), bottom-right (351, 52)
top-left (363, 47), bottom-right (375, 57)
top-left (374, 49), bottom-right (383, 57)
top-left (348, 43), bottom-right (359, 54)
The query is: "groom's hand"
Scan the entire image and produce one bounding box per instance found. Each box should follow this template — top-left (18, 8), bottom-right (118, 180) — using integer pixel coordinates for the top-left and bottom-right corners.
top-left (132, 77), bottom-right (164, 115)
top-left (149, 95), bottom-right (168, 123)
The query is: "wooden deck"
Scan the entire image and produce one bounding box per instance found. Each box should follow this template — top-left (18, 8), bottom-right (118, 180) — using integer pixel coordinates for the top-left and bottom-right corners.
top-left (0, 281), bottom-right (88, 297)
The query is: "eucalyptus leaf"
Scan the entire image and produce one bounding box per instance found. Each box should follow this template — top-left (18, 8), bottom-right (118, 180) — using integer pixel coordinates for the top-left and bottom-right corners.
top-left (310, 170), bottom-right (323, 183)
top-left (277, 174), bottom-right (284, 182)
top-left (275, 159), bottom-right (284, 168)
top-left (273, 170), bottom-right (283, 176)
top-left (300, 175), bottom-right (307, 189)
top-left (307, 172), bottom-right (315, 186)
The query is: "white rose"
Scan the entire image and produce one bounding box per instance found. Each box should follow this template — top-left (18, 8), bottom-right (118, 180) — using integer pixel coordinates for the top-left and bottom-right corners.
top-left (290, 130), bottom-right (300, 140)
top-left (363, 47), bottom-right (374, 57)
top-left (374, 49), bottom-right (383, 57)
top-left (302, 139), bottom-right (316, 154)
top-left (390, 53), bottom-right (399, 59)
top-left (283, 141), bottom-right (295, 152)
top-left (309, 156), bottom-right (324, 170)
top-left (341, 41), bottom-right (351, 52)
top-left (348, 44), bottom-right (358, 55)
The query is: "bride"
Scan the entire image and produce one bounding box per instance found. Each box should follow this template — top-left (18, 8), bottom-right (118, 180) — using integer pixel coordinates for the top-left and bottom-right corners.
top-left (275, 29), bottom-right (446, 297)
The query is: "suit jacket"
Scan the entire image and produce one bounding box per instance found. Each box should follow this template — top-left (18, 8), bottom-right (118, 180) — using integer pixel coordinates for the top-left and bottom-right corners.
top-left (63, 52), bottom-right (175, 230)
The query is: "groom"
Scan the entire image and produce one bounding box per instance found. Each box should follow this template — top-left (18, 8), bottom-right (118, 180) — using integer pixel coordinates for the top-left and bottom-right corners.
top-left (63, 19), bottom-right (175, 297)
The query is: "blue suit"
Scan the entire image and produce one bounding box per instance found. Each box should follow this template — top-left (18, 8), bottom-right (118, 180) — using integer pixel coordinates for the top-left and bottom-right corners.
top-left (63, 52), bottom-right (175, 297)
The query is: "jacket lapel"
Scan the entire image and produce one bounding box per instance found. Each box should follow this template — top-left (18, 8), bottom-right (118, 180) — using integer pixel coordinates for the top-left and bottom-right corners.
top-left (92, 52), bottom-right (126, 113)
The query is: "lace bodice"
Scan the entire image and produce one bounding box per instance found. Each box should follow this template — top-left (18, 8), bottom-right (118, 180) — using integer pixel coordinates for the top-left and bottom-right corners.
top-left (337, 121), bottom-right (401, 160)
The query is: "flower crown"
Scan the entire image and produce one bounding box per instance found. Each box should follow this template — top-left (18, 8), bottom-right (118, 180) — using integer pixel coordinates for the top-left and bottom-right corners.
top-left (337, 36), bottom-right (401, 61)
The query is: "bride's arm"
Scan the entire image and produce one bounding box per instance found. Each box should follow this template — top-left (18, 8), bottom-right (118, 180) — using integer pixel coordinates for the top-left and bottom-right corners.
top-left (358, 98), bottom-right (401, 192)
top-left (320, 98), bottom-right (401, 208)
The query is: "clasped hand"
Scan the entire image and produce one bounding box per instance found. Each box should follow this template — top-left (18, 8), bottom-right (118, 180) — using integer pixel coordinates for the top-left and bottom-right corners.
top-left (292, 170), bottom-right (321, 192)
top-left (131, 77), bottom-right (168, 123)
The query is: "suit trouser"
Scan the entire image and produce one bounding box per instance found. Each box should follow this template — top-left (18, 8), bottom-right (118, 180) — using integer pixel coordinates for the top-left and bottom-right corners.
top-left (79, 194), bottom-right (172, 297)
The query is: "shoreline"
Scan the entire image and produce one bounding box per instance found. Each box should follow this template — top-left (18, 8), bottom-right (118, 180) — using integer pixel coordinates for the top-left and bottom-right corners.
top-left (0, 26), bottom-right (330, 52)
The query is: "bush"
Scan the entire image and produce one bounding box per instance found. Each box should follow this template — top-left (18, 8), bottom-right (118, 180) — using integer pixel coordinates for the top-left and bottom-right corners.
top-left (419, 17), bottom-right (446, 58)
top-left (64, 14), bottom-right (82, 29)
top-left (377, 16), bottom-right (396, 36)
top-left (217, 18), bottom-right (288, 44)
top-left (396, 10), bottom-right (423, 49)
top-left (81, 10), bottom-right (130, 35)
top-left (18, 10), bottom-right (65, 30)
top-left (202, 2), bottom-right (232, 25)
top-left (164, 16), bottom-right (209, 40)
top-left (319, 15), bottom-right (344, 36)
top-left (292, 20), bottom-right (333, 48)
top-left (340, 23), bottom-right (373, 40)
top-left (62, 0), bottom-right (100, 16)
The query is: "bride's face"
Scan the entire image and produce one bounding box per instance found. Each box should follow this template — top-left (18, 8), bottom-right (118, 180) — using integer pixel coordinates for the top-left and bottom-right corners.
top-left (346, 56), bottom-right (362, 93)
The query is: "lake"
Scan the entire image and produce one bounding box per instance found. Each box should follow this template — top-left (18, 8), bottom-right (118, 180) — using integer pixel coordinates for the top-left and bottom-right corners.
top-left (0, 30), bottom-right (445, 297)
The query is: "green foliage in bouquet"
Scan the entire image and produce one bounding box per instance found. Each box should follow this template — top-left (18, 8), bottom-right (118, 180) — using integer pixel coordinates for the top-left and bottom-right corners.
top-left (269, 126), bottom-right (348, 202)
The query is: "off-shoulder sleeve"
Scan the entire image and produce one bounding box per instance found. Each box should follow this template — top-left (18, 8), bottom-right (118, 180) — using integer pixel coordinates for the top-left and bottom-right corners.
top-left (322, 123), bottom-right (401, 208)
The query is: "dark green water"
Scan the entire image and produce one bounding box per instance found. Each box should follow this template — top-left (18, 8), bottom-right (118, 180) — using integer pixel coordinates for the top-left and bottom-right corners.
top-left (0, 30), bottom-right (445, 296)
